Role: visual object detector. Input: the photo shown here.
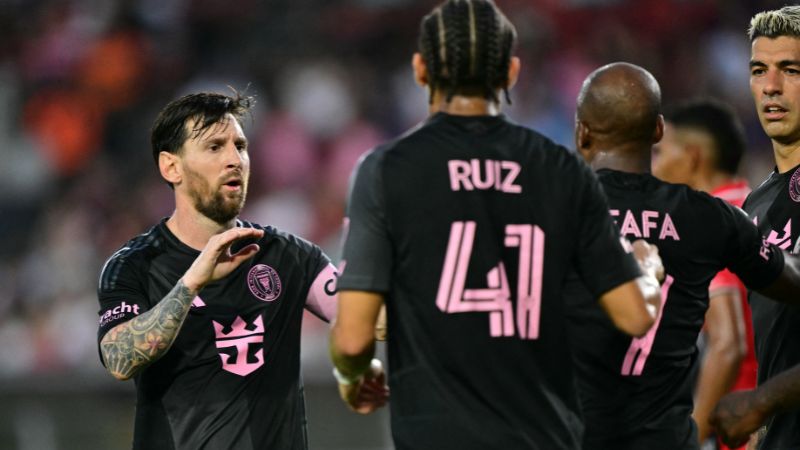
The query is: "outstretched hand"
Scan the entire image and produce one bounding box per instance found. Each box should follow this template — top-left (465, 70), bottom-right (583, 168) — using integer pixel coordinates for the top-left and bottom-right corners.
top-left (182, 227), bottom-right (265, 292)
top-left (710, 390), bottom-right (768, 448)
top-left (338, 359), bottom-right (390, 414)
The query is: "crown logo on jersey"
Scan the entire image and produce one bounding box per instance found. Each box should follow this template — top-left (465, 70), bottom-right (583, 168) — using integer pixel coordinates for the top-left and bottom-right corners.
top-left (212, 315), bottom-right (265, 377)
top-left (212, 315), bottom-right (265, 338)
top-left (247, 264), bottom-right (282, 302)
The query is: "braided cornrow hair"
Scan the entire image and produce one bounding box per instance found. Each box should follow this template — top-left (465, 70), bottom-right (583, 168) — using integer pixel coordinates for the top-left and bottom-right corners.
top-left (418, 0), bottom-right (517, 104)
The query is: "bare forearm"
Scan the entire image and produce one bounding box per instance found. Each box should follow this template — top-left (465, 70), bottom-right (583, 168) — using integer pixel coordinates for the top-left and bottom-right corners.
top-left (330, 326), bottom-right (375, 379)
top-left (330, 290), bottom-right (383, 379)
top-left (694, 346), bottom-right (742, 441)
top-left (759, 253), bottom-right (800, 305)
top-left (755, 364), bottom-right (800, 416)
top-left (100, 280), bottom-right (196, 380)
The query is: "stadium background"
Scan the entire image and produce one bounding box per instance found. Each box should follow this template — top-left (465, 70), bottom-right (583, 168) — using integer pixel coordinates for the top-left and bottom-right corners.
top-left (0, 0), bottom-right (787, 448)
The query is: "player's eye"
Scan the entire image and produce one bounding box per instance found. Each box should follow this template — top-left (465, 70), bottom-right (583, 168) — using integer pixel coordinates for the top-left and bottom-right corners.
top-left (751, 67), bottom-right (766, 76)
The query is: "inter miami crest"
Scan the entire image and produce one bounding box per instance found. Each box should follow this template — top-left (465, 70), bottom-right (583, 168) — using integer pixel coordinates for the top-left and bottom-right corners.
top-left (247, 264), bottom-right (282, 302)
top-left (790, 167), bottom-right (800, 203)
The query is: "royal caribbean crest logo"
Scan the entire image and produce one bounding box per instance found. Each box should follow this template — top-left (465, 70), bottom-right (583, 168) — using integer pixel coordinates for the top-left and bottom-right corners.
top-left (213, 315), bottom-right (265, 376)
top-left (790, 167), bottom-right (800, 202)
top-left (247, 264), bottom-right (282, 302)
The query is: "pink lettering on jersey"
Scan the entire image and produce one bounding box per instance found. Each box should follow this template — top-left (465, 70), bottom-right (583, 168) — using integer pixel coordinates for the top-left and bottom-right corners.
top-left (98, 301), bottom-right (141, 326)
top-left (212, 316), bottom-right (265, 376)
top-left (642, 211), bottom-right (658, 238)
top-left (620, 210), bottom-right (642, 238)
top-left (506, 224), bottom-right (545, 339)
top-left (621, 275), bottom-right (674, 376)
top-left (659, 213), bottom-right (680, 240)
top-left (612, 209), bottom-right (680, 241)
top-left (436, 221), bottom-right (514, 337)
top-left (447, 159), bottom-right (521, 193)
top-left (191, 296), bottom-right (206, 308)
top-left (760, 237), bottom-right (773, 261)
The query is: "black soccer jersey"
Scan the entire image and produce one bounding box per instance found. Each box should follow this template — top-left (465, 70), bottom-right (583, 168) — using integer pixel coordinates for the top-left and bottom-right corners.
top-left (743, 164), bottom-right (800, 450)
top-left (567, 170), bottom-right (784, 450)
top-left (97, 219), bottom-right (337, 450)
top-left (338, 113), bottom-right (642, 450)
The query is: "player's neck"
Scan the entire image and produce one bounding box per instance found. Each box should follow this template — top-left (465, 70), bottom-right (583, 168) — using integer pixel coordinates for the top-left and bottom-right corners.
top-left (589, 148), bottom-right (651, 174)
top-left (429, 91), bottom-right (502, 116)
top-left (167, 197), bottom-right (236, 251)
top-left (773, 140), bottom-right (800, 174)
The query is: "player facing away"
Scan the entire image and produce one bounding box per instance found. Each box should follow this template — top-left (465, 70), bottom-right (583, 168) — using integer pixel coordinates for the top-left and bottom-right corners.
top-left (329, 1), bottom-right (665, 449)
top-left (96, 92), bottom-right (360, 449)
top-left (652, 99), bottom-right (756, 449)
top-left (567, 62), bottom-right (800, 450)
top-left (711, 6), bottom-right (800, 448)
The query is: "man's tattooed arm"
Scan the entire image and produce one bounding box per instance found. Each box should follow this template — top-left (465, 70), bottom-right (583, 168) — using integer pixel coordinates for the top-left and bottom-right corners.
top-left (100, 280), bottom-right (196, 380)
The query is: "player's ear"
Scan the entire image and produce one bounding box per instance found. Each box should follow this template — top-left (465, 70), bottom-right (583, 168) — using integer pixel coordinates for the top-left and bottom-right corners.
top-left (506, 57), bottom-right (521, 90)
top-left (412, 53), bottom-right (429, 87)
top-left (685, 144), bottom-right (702, 174)
top-left (575, 119), bottom-right (591, 150)
top-left (653, 114), bottom-right (665, 144)
top-left (575, 120), bottom-right (593, 163)
top-left (159, 151), bottom-right (182, 186)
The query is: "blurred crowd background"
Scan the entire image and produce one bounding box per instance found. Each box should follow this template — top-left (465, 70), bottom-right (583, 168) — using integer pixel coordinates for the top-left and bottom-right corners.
top-left (0, 0), bottom-right (790, 448)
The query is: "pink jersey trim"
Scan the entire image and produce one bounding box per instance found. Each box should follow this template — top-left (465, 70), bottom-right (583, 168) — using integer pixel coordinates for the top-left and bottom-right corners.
top-left (306, 263), bottom-right (338, 322)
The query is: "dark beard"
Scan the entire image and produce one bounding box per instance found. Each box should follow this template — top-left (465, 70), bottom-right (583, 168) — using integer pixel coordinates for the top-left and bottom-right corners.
top-left (185, 166), bottom-right (247, 224)
top-left (193, 189), bottom-right (245, 224)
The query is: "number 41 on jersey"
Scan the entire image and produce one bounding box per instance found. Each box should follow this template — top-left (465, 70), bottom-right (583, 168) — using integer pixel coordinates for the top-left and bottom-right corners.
top-left (436, 221), bottom-right (544, 340)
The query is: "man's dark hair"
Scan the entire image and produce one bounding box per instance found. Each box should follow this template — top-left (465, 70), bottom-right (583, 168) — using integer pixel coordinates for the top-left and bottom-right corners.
top-left (150, 91), bottom-right (254, 181)
top-left (664, 99), bottom-right (745, 175)
top-left (418, 0), bottom-right (517, 104)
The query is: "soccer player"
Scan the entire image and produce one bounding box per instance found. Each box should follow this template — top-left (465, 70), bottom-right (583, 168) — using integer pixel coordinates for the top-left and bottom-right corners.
top-left (329, 1), bottom-right (664, 449)
top-left (710, 6), bottom-right (800, 449)
top-left (96, 92), bottom-right (364, 449)
top-left (652, 99), bottom-right (755, 448)
top-left (568, 62), bottom-right (800, 450)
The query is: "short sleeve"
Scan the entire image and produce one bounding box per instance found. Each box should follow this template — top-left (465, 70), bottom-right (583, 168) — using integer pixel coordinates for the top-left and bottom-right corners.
top-left (720, 202), bottom-right (784, 290)
top-left (709, 269), bottom-right (742, 295)
top-left (571, 161), bottom-right (641, 298)
top-left (96, 250), bottom-right (150, 348)
top-left (294, 238), bottom-right (337, 322)
top-left (337, 150), bottom-right (393, 293)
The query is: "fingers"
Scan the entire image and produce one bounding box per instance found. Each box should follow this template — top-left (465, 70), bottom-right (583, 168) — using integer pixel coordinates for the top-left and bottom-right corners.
top-left (338, 360), bottom-right (389, 415)
top-left (630, 239), bottom-right (664, 282)
top-left (183, 227), bottom-right (265, 291)
top-left (229, 243), bottom-right (260, 262)
top-left (215, 227), bottom-right (265, 249)
top-left (350, 380), bottom-right (389, 414)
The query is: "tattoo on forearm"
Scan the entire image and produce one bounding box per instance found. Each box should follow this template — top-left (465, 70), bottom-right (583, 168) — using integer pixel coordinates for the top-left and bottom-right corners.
top-left (100, 280), bottom-right (195, 379)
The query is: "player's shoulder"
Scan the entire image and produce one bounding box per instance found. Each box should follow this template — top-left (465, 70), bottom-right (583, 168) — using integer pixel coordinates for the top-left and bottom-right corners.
top-left (744, 170), bottom-right (784, 207)
top-left (665, 180), bottom-right (739, 213)
top-left (657, 180), bottom-right (750, 229)
top-left (99, 223), bottom-right (165, 292)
